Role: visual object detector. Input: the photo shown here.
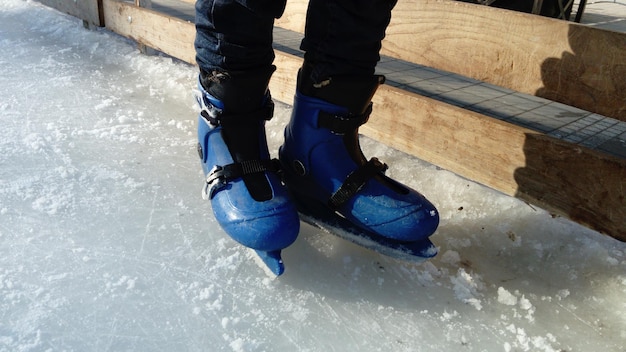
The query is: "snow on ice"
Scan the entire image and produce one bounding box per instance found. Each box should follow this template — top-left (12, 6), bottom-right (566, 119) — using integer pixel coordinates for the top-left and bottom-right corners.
top-left (1, 0), bottom-right (626, 351)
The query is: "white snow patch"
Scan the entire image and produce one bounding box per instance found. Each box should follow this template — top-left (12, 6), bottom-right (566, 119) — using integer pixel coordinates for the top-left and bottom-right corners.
top-left (498, 287), bottom-right (518, 306)
top-left (557, 289), bottom-right (570, 300)
top-left (451, 268), bottom-right (484, 310)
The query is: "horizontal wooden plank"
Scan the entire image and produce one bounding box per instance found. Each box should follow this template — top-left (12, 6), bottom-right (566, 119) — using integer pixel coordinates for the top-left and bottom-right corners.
top-left (276, 0), bottom-right (626, 121)
top-left (102, 0), bottom-right (196, 64)
top-left (77, 1), bottom-right (626, 240)
top-left (36, 0), bottom-right (103, 26)
top-left (513, 133), bottom-right (626, 237)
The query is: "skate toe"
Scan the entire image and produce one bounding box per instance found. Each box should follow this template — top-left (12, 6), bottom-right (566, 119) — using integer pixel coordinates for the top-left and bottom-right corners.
top-left (212, 178), bottom-right (300, 251)
top-left (348, 187), bottom-right (440, 242)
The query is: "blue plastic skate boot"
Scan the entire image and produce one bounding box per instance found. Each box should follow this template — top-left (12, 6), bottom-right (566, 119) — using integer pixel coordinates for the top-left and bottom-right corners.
top-left (196, 69), bottom-right (299, 275)
top-left (279, 67), bottom-right (439, 244)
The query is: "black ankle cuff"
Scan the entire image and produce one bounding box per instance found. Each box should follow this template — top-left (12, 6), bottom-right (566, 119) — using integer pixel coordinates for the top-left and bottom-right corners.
top-left (297, 63), bottom-right (384, 114)
top-left (200, 66), bottom-right (276, 114)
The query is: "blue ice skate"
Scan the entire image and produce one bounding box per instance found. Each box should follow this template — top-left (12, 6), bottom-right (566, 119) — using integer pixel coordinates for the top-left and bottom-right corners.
top-left (279, 68), bottom-right (439, 260)
top-left (196, 71), bottom-right (299, 276)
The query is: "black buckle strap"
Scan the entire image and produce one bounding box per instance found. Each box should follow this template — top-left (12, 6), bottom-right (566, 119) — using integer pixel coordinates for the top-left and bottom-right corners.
top-left (199, 95), bottom-right (275, 127)
top-left (196, 89), bottom-right (224, 126)
top-left (221, 101), bottom-right (274, 129)
top-left (328, 157), bottom-right (388, 209)
top-left (202, 159), bottom-right (280, 200)
top-left (317, 103), bottom-right (373, 135)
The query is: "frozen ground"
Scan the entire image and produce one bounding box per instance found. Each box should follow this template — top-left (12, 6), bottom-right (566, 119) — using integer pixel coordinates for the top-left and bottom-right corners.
top-left (1, 1), bottom-right (625, 351)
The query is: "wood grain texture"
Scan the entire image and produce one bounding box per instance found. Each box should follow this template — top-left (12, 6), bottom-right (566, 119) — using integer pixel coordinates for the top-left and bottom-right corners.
top-left (36, 0), bottom-right (103, 26)
top-left (277, 0), bottom-right (626, 121)
top-left (103, 0), bottom-right (196, 64)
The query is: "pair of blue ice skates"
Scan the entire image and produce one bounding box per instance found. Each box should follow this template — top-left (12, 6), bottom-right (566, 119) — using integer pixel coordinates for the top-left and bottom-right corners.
top-left (196, 66), bottom-right (439, 275)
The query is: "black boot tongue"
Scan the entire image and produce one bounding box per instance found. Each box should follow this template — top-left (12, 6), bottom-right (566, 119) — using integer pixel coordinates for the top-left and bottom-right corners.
top-left (200, 67), bottom-right (277, 202)
top-left (220, 119), bottom-right (273, 202)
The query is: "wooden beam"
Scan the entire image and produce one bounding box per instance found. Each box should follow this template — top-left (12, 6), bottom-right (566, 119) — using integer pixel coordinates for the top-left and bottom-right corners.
top-left (134, 0), bottom-right (157, 55)
top-left (513, 133), bottom-right (626, 238)
top-left (102, 0), bottom-right (196, 64)
top-left (78, 1), bottom-right (626, 240)
top-left (35, 0), bottom-right (103, 27)
top-left (276, 0), bottom-right (626, 121)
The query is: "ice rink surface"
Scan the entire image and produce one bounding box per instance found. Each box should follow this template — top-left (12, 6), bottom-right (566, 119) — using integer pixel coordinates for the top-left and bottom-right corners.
top-left (1, 1), bottom-right (625, 351)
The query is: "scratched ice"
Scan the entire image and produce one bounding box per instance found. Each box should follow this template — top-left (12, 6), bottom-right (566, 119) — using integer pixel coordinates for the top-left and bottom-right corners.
top-left (0, 1), bottom-right (625, 351)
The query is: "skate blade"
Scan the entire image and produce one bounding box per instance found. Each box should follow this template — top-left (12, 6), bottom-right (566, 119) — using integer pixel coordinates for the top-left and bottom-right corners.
top-left (252, 249), bottom-right (285, 276)
top-left (294, 196), bottom-right (438, 262)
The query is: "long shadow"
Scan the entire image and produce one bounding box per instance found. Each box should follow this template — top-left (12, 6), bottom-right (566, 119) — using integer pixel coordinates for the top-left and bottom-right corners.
top-left (514, 23), bottom-right (626, 241)
top-left (536, 23), bottom-right (626, 120)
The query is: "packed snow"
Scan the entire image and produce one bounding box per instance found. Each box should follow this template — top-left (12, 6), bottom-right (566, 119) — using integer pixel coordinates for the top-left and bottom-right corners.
top-left (1, 1), bottom-right (625, 351)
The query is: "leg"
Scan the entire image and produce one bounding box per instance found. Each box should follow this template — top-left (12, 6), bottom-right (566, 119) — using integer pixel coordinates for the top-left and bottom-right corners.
top-left (195, 0), bottom-right (285, 73)
top-left (194, 0), bottom-right (299, 274)
top-left (280, 0), bottom-right (439, 243)
top-left (300, 0), bottom-right (397, 81)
